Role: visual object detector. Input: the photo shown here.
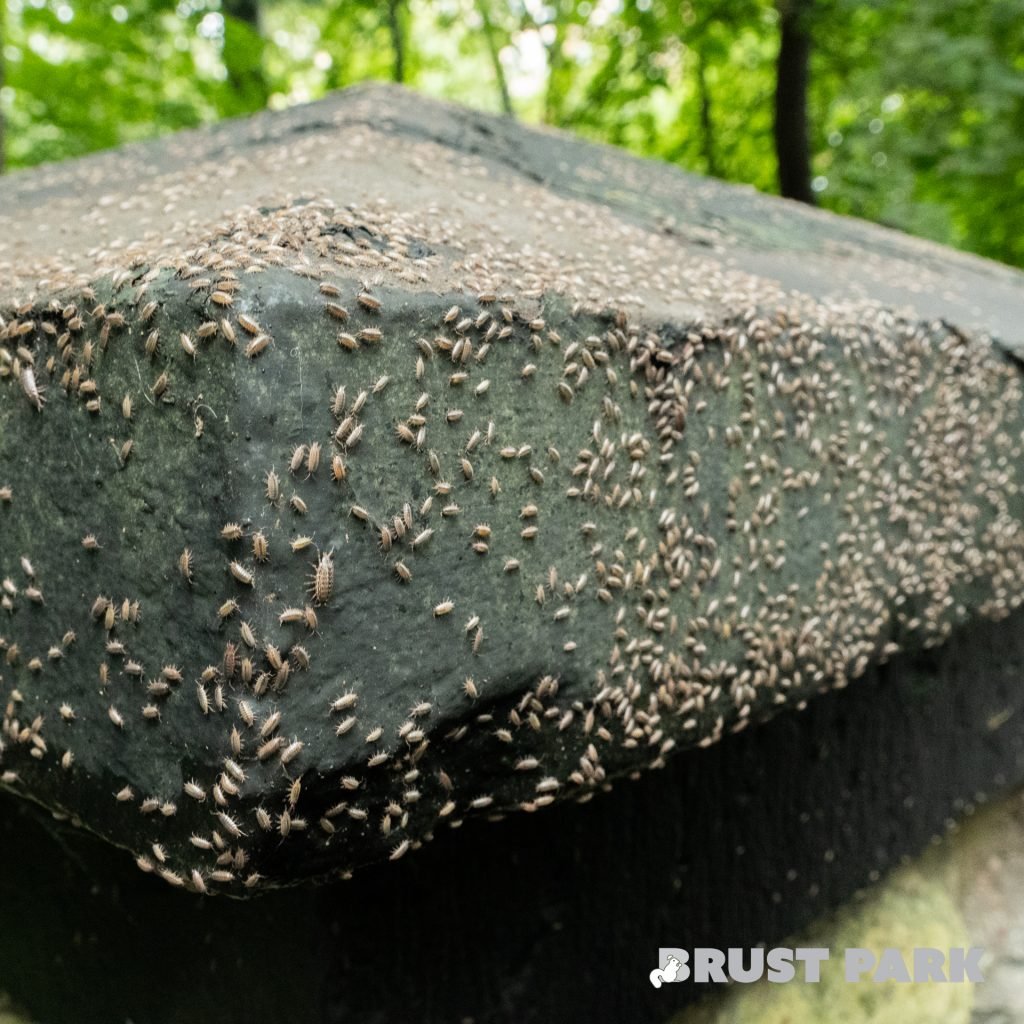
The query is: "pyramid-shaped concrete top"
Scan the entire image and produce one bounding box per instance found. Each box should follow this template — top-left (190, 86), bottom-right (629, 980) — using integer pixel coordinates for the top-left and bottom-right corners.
top-left (3, 83), bottom-right (1024, 351)
top-left (0, 83), bottom-right (1022, 893)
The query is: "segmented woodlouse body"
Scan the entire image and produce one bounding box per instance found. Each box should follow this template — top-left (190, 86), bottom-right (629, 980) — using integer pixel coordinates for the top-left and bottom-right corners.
top-left (309, 550), bottom-right (335, 605)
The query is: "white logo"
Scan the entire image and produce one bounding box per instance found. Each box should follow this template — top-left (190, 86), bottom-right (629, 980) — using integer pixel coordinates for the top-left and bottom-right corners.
top-left (650, 947), bottom-right (985, 986)
top-left (649, 955), bottom-right (683, 988)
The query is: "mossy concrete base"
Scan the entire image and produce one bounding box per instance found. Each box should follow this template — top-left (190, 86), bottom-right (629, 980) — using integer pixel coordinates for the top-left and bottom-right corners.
top-left (669, 789), bottom-right (1024, 1024)
top-left (0, 995), bottom-right (32, 1024)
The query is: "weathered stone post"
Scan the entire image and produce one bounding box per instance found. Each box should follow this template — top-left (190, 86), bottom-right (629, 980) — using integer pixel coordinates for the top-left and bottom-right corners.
top-left (2, 84), bottom-right (1023, 1024)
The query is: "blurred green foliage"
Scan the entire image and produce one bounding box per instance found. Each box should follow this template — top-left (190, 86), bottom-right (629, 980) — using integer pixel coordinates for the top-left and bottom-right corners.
top-left (1, 0), bottom-right (1022, 269)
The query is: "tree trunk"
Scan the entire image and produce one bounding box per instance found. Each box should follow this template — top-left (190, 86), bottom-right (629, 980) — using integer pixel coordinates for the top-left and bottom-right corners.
top-left (386, 0), bottom-right (405, 85)
top-left (221, 0), bottom-right (269, 111)
top-left (476, 0), bottom-right (514, 117)
top-left (696, 50), bottom-right (718, 178)
top-left (774, 0), bottom-right (814, 204)
top-left (543, 4), bottom-right (567, 125)
top-left (223, 0), bottom-right (260, 29)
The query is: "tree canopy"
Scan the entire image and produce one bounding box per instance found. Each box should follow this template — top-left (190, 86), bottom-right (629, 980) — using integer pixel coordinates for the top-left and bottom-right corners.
top-left (1, 0), bottom-right (1022, 269)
